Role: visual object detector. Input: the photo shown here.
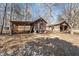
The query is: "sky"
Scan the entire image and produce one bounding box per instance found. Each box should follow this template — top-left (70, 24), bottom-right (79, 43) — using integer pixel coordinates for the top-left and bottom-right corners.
top-left (51, 3), bottom-right (65, 24)
top-left (17, 3), bottom-right (66, 24)
top-left (0, 3), bottom-right (66, 25)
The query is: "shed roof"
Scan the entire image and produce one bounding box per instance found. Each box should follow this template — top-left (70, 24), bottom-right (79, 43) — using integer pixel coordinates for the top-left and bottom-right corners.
top-left (33, 17), bottom-right (47, 23)
top-left (10, 20), bottom-right (33, 26)
top-left (10, 17), bottom-right (47, 26)
top-left (48, 20), bottom-right (71, 28)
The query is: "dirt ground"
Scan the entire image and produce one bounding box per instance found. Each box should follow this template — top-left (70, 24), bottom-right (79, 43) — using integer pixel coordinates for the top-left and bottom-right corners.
top-left (0, 31), bottom-right (79, 56)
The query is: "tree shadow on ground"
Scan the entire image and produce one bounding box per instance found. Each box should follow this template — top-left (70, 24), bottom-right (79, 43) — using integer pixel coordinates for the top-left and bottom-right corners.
top-left (20, 37), bottom-right (79, 56)
top-left (1, 37), bottom-right (79, 56)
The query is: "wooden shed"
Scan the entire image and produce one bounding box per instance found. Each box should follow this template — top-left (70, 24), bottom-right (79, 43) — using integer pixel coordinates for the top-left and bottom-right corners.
top-left (30, 17), bottom-right (47, 33)
top-left (48, 20), bottom-right (71, 33)
top-left (59, 21), bottom-right (71, 32)
top-left (9, 17), bottom-right (47, 34)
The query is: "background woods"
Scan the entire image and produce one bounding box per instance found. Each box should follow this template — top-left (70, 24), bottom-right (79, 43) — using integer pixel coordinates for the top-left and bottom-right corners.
top-left (0, 3), bottom-right (79, 34)
top-left (58, 3), bottom-right (79, 30)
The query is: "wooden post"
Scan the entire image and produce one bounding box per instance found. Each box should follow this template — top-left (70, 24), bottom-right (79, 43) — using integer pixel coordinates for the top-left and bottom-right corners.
top-left (38, 23), bottom-right (40, 33)
top-left (63, 25), bottom-right (64, 32)
top-left (52, 26), bottom-right (54, 31)
top-left (9, 22), bottom-right (12, 35)
top-left (34, 26), bottom-right (36, 33)
top-left (30, 25), bottom-right (32, 33)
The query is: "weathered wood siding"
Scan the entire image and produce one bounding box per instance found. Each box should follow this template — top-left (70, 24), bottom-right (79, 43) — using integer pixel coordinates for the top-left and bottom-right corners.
top-left (33, 19), bottom-right (47, 33)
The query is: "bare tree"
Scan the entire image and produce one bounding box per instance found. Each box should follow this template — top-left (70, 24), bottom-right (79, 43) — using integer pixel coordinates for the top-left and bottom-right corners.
top-left (43, 3), bottom-right (59, 24)
top-left (1, 3), bottom-right (7, 34)
top-left (9, 3), bottom-right (13, 35)
top-left (44, 3), bottom-right (55, 18)
top-left (60, 3), bottom-right (79, 29)
top-left (58, 14), bottom-right (64, 22)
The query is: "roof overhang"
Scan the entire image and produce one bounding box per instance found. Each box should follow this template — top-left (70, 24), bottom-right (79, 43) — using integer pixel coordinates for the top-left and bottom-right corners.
top-left (10, 21), bottom-right (33, 26)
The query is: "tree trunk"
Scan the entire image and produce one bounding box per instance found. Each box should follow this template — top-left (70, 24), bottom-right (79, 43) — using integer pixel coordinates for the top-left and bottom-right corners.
top-left (9, 4), bottom-right (13, 35)
top-left (1, 4), bottom-right (7, 34)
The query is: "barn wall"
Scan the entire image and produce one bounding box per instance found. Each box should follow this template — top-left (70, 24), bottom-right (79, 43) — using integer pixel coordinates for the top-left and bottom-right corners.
top-left (33, 20), bottom-right (47, 33)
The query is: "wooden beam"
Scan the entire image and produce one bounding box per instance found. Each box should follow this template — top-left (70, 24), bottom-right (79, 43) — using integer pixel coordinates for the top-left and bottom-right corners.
top-left (9, 22), bottom-right (12, 35)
